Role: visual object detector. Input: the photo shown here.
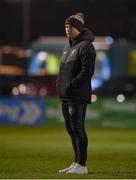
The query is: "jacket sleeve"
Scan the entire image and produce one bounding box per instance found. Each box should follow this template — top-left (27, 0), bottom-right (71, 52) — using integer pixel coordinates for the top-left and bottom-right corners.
top-left (71, 43), bottom-right (96, 88)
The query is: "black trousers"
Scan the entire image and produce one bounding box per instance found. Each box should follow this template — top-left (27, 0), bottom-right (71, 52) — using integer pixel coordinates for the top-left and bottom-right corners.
top-left (62, 101), bottom-right (88, 166)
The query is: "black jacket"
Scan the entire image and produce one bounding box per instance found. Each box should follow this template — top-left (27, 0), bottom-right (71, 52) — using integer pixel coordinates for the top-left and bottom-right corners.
top-left (56, 28), bottom-right (96, 103)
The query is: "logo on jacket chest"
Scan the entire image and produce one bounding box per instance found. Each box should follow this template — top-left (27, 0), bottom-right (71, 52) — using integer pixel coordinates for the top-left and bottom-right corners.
top-left (63, 49), bottom-right (76, 57)
top-left (62, 48), bottom-right (77, 63)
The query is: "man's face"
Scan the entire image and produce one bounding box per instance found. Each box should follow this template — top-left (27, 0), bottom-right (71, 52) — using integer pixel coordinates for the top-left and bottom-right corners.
top-left (65, 24), bottom-right (80, 39)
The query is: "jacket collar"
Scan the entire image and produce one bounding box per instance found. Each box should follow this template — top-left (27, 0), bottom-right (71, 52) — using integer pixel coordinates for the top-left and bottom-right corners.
top-left (68, 28), bottom-right (95, 47)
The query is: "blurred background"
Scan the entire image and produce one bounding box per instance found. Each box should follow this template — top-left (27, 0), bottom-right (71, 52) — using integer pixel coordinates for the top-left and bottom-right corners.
top-left (0, 0), bottom-right (136, 127)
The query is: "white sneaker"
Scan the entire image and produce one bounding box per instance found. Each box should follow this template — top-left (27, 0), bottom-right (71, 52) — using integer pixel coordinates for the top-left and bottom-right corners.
top-left (66, 163), bottom-right (88, 174)
top-left (59, 162), bottom-right (76, 173)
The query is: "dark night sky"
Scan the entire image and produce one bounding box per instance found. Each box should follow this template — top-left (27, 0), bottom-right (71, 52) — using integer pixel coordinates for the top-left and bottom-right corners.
top-left (0, 0), bottom-right (136, 46)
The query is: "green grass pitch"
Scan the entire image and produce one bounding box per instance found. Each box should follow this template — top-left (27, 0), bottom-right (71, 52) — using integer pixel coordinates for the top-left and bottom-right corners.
top-left (0, 126), bottom-right (136, 179)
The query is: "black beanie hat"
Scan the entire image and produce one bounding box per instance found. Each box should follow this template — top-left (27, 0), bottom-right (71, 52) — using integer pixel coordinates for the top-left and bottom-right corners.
top-left (65, 13), bottom-right (84, 32)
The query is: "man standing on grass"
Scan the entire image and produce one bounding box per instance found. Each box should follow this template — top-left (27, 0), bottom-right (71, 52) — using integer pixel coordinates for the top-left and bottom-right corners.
top-left (56, 12), bottom-right (96, 174)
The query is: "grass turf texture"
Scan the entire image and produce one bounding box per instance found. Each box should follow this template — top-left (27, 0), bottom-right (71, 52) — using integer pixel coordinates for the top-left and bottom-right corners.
top-left (0, 126), bottom-right (136, 179)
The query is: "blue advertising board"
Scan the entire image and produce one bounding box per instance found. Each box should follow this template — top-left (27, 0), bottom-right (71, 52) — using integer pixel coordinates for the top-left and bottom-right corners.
top-left (0, 97), bottom-right (45, 125)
